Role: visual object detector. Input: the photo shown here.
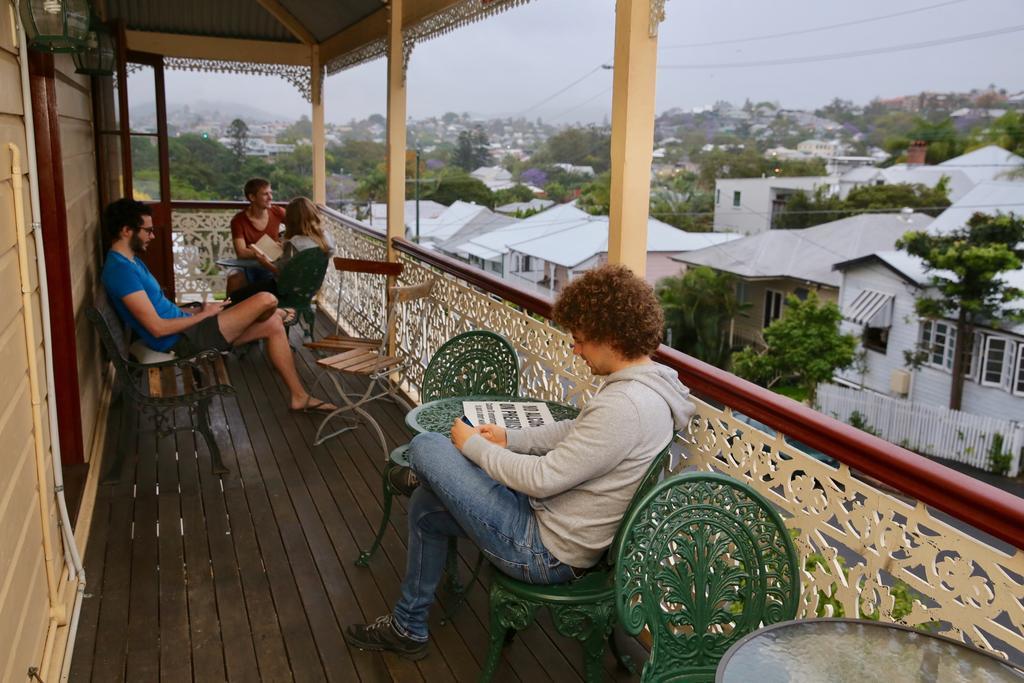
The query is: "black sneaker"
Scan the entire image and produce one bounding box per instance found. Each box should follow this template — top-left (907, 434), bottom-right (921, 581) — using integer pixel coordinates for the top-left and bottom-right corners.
top-left (387, 465), bottom-right (420, 497)
top-left (344, 615), bottom-right (429, 660)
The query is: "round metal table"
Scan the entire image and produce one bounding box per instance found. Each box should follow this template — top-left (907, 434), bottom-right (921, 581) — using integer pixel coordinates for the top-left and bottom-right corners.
top-left (405, 395), bottom-right (579, 437)
top-left (716, 618), bottom-right (1024, 683)
top-left (214, 257), bottom-right (262, 269)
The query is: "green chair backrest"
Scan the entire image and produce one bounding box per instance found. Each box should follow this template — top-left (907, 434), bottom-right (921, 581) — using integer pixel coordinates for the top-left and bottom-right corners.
top-left (614, 472), bottom-right (800, 683)
top-left (275, 247), bottom-right (330, 309)
top-left (606, 440), bottom-right (674, 568)
top-left (421, 330), bottom-right (520, 402)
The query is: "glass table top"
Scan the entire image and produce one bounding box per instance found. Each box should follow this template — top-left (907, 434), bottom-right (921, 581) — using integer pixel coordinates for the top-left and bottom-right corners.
top-left (717, 619), bottom-right (1024, 683)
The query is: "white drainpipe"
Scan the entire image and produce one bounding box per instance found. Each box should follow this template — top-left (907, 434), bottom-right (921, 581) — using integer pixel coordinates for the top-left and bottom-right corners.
top-left (15, 19), bottom-right (87, 681)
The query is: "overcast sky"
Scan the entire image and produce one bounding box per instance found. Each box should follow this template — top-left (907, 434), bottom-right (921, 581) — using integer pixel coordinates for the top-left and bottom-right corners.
top-left (157, 0), bottom-right (1024, 124)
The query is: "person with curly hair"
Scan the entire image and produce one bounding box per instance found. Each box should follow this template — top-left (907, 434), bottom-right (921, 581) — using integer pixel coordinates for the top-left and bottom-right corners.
top-left (345, 264), bottom-right (694, 660)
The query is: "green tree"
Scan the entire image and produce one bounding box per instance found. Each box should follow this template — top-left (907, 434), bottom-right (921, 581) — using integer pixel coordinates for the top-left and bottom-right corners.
top-left (451, 126), bottom-right (492, 171)
top-left (657, 267), bottom-right (748, 368)
top-left (330, 139), bottom-right (385, 177)
top-left (425, 170), bottom-right (494, 207)
top-left (577, 173), bottom-right (611, 215)
top-left (532, 127), bottom-right (611, 173)
top-left (354, 166), bottom-right (387, 204)
top-left (732, 293), bottom-right (857, 404)
top-left (226, 118), bottom-right (249, 163)
top-left (277, 115), bottom-right (313, 144)
top-left (972, 111), bottom-right (1024, 157)
top-left (885, 118), bottom-right (965, 164)
top-left (543, 181), bottom-right (567, 203)
top-left (453, 130), bottom-right (476, 171)
top-left (471, 127), bottom-right (492, 168)
top-left (774, 181), bottom-right (951, 230)
top-left (896, 212), bottom-right (1024, 410)
top-left (493, 184), bottom-right (535, 206)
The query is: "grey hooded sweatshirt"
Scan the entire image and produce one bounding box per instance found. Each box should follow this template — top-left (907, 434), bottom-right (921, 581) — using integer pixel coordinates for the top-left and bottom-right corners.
top-left (461, 362), bottom-right (695, 568)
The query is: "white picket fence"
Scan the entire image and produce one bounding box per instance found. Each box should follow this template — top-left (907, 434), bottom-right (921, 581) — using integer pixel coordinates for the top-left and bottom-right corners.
top-left (816, 384), bottom-right (1024, 477)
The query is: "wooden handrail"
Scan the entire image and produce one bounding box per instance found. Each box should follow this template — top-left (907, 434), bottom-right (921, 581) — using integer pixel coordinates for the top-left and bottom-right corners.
top-left (170, 200), bottom-right (286, 211)
top-left (390, 234), bottom-right (1024, 550)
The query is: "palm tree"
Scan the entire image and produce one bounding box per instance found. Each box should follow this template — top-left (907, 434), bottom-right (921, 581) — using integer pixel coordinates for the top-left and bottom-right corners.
top-left (657, 266), bottom-right (749, 368)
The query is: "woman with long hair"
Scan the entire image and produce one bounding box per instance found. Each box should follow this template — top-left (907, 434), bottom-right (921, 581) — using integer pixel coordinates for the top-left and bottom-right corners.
top-left (228, 197), bottom-right (336, 311)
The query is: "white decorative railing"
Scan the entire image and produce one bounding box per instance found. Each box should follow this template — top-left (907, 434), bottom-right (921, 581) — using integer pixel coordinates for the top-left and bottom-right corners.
top-left (318, 207), bottom-right (1024, 666)
top-left (170, 206), bottom-right (237, 299)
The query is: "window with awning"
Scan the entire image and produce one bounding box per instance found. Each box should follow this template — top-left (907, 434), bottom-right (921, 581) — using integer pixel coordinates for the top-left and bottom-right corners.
top-left (845, 288), bottom-right (894, 327)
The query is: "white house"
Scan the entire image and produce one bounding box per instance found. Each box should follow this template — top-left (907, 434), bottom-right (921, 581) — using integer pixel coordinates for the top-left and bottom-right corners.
top-left (415, 200), bottom-right (510, 247)
top-left (675, 212), bottom-right (932, 348)
top-left (712, 176), bottom-right (832, 235)
top-left (836, 165), bottom-right (975, 202)
top-left (494, 198), bottom-right (554, 216)
top-left (470, 166), bottom-right (516, 191)
top-left (502, 209), bottom-right (740, 295)
top-left (936, 145), bottom-right (1024, 184)
top-left (796, 139), bottom-right (845, 158)
top-left (449, 203), bottom-right (739, 292)
top-left (833, 181), bottom-right (1024, 422)
top-left (551, 163), bottom-right (595, 177)
top-left (368, 200), bottom-right (448, 234)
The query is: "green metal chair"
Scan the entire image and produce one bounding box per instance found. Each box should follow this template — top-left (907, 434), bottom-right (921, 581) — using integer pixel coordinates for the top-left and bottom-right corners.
top-left (275, 247), bottom-right (330, 339)
top-left (356, 330), bottom-right (520, 567)
top-left (479, 441), bottom-right (674, 683)
top-left (615, 472), bottom-right (800, 683)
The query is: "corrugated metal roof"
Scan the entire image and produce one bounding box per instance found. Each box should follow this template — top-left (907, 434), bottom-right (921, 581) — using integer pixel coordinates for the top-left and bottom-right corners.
top-left (281, 0), bottom-right (382, 44)
top-left (675, 213), bottom-right (933, 287)
top-left (105, 0), bottom-right (383, 44)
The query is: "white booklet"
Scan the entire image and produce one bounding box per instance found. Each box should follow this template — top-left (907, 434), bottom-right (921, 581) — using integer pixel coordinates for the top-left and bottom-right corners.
top-left (463, 401), bottom-right (555, 430)
top-left (253, 233), bottom-right (283, 261)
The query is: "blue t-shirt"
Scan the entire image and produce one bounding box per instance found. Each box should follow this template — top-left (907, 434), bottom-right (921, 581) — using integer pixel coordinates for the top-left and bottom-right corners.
top-left (101, 251), bottom-right (189, 352)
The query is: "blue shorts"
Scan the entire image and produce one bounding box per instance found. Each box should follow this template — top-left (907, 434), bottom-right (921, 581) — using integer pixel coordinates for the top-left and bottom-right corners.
top-left (244, 266), bottom-right (275, 284)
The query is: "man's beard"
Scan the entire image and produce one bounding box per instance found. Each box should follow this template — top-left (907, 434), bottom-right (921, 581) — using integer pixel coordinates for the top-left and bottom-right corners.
top-left (130, 232), bottom-right (146, 254)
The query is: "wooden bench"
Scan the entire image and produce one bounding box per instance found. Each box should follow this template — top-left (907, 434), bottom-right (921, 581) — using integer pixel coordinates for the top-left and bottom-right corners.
top-left (87, 296), bottom-right (236, 479)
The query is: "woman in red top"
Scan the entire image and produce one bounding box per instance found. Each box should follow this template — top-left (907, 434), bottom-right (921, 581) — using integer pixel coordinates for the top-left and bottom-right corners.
top-left (226, 177), bottom-right (285, 295)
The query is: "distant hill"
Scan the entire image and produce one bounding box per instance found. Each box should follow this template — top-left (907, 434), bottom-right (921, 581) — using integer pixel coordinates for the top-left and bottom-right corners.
top-left (130, 100), bottom-right (281, 129)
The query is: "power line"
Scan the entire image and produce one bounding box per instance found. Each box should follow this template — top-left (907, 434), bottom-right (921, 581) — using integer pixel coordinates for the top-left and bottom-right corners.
top-left (659, 24), bottom-right (1024, 70)
top-left (660, 0), bottom-right (966, 49)
top-left (548, 87), bottom-right (613, 123)
top-left (513, 65), bottom-right (607, 118)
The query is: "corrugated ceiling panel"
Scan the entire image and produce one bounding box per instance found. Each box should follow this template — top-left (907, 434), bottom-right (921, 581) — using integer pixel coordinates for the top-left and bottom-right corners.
top-left (106, 0), bottom-right (298, 42)
top-left (281, 0), bottom-right (383, 43)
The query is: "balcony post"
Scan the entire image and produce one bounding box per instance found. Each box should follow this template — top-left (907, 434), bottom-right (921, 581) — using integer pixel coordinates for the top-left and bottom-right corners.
top-left (311, 44), bottom-right (326, 205)
top-left (385, 0), bottom-right (407, 262)
top-left (607, 0), bottom-right (663, 277)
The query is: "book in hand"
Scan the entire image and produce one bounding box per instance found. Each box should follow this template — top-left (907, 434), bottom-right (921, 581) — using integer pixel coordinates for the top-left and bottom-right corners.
top-left (253, 233), bottom-right (283, 261)
top-left (463, 401), bottom-right (555, 430)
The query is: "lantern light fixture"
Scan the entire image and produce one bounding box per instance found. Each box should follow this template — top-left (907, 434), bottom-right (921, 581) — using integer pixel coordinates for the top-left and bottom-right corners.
top-left (18, 0), bottom-right (90, 53)
top-left (72, 17), bottom-right (115, 76)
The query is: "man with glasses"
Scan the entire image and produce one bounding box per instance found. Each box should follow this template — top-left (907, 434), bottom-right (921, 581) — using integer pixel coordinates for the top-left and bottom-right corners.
top-left (345, 264), bottom-right (695, 660)
top-left (100, 198), bottom-right (335, 413)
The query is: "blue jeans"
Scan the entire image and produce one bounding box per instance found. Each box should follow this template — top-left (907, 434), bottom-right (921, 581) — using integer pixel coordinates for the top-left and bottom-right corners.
top-left (392, 432), bottom-right (575, 641)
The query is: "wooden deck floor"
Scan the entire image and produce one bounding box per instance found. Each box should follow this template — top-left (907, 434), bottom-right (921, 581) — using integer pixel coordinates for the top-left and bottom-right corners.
top-left (69, 324), bottom-right (639, 682)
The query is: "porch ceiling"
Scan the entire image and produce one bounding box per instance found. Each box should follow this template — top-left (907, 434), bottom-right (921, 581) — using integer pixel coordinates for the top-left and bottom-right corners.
top-left (104, 0), bottom-right (382, 45)
top-left (102, 0), bottom-right (533, 73)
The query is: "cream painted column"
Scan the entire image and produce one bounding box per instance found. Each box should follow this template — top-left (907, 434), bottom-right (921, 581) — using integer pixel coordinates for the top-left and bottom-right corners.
top-left (311, 44), bottom-right (326, 205)
top-left (385, 0), bottom-right (407, 261)
top-left (607, 0), bottom-right (663, 277)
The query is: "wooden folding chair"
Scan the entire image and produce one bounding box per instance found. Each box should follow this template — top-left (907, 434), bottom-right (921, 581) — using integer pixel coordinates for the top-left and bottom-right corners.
top-left (304, 257), bottom-right (404, 354)
top-left (308, 259), bottom-right (433, 447)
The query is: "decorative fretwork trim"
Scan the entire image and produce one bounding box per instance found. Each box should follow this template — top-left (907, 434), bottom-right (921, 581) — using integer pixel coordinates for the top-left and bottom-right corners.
top-left (161, 57), bottom-right (317, 103)
top-left (650, 0), bottom-right (667, 37)
top-left (326, 0), bottom-right (533, 76)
